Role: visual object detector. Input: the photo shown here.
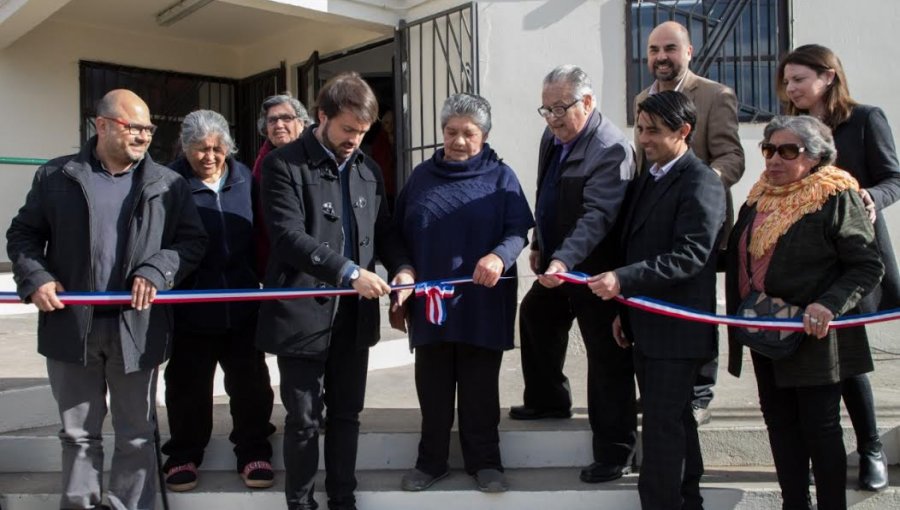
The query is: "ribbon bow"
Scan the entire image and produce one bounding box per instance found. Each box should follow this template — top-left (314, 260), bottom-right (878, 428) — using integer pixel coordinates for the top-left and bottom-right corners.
top-left (415, 282), bottom-right (455, 325)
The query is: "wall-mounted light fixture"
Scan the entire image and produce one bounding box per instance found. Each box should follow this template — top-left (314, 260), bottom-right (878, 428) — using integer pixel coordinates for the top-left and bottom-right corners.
top-left (156, 0), bottom-right (214, 27)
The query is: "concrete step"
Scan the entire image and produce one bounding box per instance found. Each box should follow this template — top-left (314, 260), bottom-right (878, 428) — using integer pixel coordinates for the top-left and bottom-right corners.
top-left (3, 406), bottom-right (899, 473)
top-left (0, 378), bottom-right (58, 433)
top-left (1, 467), bottom-right (899, 510)
top-left (0, 336), bottom-right (415, 432)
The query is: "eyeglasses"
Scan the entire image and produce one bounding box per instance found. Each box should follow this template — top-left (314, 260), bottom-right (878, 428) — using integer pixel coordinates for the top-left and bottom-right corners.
top-left (760, 142), bottom-right (806, 160)
top-left (100, 116), bottom-right (157, 136)
top-left (267, 114), bottom-right (299, 125)
top-left (537, 98), bottom-right (582, 119)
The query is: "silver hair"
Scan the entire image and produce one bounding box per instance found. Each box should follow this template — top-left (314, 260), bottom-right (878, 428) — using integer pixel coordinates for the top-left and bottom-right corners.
top-left (543, 64), bottom-right (593, 100)
top-left (763, 115), bottom-right (837, 166)
top-left (180, 110), bottom-right (237, 156)
top-left (257, 94), bottom-right (311, 136)
top-left (440, 93), bottom-right (492, 135)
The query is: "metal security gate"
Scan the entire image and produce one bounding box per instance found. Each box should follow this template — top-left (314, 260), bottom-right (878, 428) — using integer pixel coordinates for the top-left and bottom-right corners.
top-left (80, 61), bottom-right (284, 167)
top-left (395, 3), bottom-right (478, 181)
top-left (626, 0), bottom-right (790, 123)
top-left (80, 61), bottom-right (238, 165)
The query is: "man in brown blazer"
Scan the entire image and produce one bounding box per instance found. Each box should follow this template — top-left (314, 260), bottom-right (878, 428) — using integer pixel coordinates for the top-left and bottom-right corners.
top-left (633, 21), bottom-right (745, 426)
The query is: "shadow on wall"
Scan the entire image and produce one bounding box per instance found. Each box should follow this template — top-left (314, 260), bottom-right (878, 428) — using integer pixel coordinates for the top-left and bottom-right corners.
top-left (489, 0), bottom-right (588, 30)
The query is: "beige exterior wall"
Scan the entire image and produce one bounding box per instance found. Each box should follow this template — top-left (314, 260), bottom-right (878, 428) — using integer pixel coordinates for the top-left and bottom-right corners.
top-left (0, 13), bottom-right (388, 262)
top-left (237, 22), bottom-right (388, 88)
top-left (0, 19), bottom-right (243, 261)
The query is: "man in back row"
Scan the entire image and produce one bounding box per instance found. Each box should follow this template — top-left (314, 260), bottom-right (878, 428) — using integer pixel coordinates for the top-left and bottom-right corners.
top-left (634, 20), bottom-right (745, 425)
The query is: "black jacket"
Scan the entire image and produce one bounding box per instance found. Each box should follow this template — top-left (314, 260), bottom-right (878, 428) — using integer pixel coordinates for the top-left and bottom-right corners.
top-left (6, 138), bottom-right (207, 372)
top-left (256, 127), bottom-right (409, 357)
top-left (833, 104), bottom-right (900, 311)
top-left (532, 109), bottom-right (635, 275)
top-left (170, 156), bottom-right (259, 334)
top-left (616, 150), bottom-right (726, 359)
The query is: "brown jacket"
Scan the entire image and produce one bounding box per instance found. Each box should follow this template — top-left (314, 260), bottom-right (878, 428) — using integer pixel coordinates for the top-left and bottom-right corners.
top-left (634, 70), bottom-right (744, 245)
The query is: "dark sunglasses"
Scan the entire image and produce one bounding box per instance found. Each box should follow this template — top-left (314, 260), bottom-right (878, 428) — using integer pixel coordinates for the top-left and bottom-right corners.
top-left (760, 142), bottom-right (806, 160)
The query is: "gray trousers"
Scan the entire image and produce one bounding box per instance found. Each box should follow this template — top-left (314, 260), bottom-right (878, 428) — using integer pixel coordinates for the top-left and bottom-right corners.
top-left (47, 314), bottom-right (159, 510)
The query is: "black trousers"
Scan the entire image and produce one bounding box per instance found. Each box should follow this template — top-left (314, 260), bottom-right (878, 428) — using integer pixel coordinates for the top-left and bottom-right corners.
top-left (162, 318), bottom-right (275, 472)
top-left (692, 356), bottom-right (718, 408)
top-left (414, 342), bottom-right (503, 476)
top-left (278, 298), bottom-right (368, 510)
top-left (751, 351), bottom-right (846, 510)
top-left (519, 281), bottom-right (637, 465)
top-left (842, 373), bottom-right (881, 451)
top-left (634, 349), bottom-right (704, 510)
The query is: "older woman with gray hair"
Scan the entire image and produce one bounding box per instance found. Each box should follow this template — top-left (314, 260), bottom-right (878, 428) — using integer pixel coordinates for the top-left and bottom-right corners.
top-left (725, 115), bottom-right (883, 510)
top-left (251, 94), bottom-right (311, 277)
top-left (253, 93), bottom-right (310, 172)
top-left (392, 93), bottom-right (534, 493)
top-left (163, 109), bottom-right (276, 492)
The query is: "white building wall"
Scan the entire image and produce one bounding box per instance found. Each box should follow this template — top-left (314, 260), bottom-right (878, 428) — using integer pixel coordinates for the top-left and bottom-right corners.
top-left (476, 0), bottom-right (627, 205)
top-left (790, 0), bottom-right (900, 347)
top-left (473, 0), bottom-right (900, 343)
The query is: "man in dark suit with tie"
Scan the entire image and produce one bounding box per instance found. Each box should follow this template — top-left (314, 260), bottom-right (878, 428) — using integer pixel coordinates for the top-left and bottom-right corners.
top-left (589, 90), bottom-right (725, 510)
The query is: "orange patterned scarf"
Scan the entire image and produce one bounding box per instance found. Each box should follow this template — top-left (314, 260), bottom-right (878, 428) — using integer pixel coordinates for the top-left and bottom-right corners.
top-left (745, 165), bottom-right (859, 259)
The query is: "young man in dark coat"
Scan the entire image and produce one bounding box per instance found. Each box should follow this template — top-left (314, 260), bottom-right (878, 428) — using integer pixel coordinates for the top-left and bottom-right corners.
top-left (590, 91), bottom-right (725, 510)
top-left (6, 89), bottom-right (207, 510)
top-left (257, 72), bottom-right (414, 510)
top-left (634, 21), bottom-right (746, 425)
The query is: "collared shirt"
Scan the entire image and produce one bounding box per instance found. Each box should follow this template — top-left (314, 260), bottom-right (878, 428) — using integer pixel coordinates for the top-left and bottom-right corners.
top-left (316, 136), bottom-right (360, 283)
top-left (649, 73), bottom-right (688, 95)
top-left (648, 149), bottom-right (687, 181)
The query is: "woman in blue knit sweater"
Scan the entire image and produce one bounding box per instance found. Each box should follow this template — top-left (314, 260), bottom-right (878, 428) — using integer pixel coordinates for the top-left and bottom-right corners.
top-left (392, 93), bottom-right (534, 493)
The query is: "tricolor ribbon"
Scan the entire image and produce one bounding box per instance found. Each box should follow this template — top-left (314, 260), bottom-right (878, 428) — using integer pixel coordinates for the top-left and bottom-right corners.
top-left (1, 271), bottom-right (898, 331)
top-left (414, 282), bottom-right (455, 325)
top-left (550, 271), bottom-right (891, 331)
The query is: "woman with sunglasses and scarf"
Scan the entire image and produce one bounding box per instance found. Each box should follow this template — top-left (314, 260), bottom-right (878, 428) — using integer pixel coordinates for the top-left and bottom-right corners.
top-left (778, 44), bottom-right (900, 492)
top-left (725, 115), bottom-right (883, 510)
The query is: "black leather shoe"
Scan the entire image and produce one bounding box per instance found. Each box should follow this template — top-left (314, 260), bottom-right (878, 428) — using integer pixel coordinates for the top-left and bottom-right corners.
top-left (508, 405), bottom-right (572, 420)
top-left (579, 462), bottom-right (631, 483)
top-left (858, 446), bottom-right (889, 491)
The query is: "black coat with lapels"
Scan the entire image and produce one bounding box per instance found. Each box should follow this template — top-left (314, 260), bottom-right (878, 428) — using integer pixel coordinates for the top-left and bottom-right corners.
top-left (256, 127), bottom-right (409, 357)
top-left (616, 149), bottom-right (726, 360)
top-left (833, 104), bottom-right (900, 312)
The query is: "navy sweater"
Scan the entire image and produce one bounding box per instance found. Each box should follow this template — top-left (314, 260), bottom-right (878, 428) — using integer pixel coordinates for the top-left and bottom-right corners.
top-left (394, 145), bottom-right (534, 350)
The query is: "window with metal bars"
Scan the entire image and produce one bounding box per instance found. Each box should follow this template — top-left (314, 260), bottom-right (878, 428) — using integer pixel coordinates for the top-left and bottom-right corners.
top-left (79, 61), bottom-right (238, 166)
top-left (626, 0), bottom-right (790, 124)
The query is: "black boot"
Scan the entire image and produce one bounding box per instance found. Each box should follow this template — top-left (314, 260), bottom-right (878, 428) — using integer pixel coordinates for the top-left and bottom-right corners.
top-left (858, 443), bottom-right (888, 492)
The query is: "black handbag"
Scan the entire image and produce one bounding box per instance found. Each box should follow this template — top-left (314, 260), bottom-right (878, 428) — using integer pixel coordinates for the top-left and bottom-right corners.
top-left (733, 225), bottom-right (806, 360)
